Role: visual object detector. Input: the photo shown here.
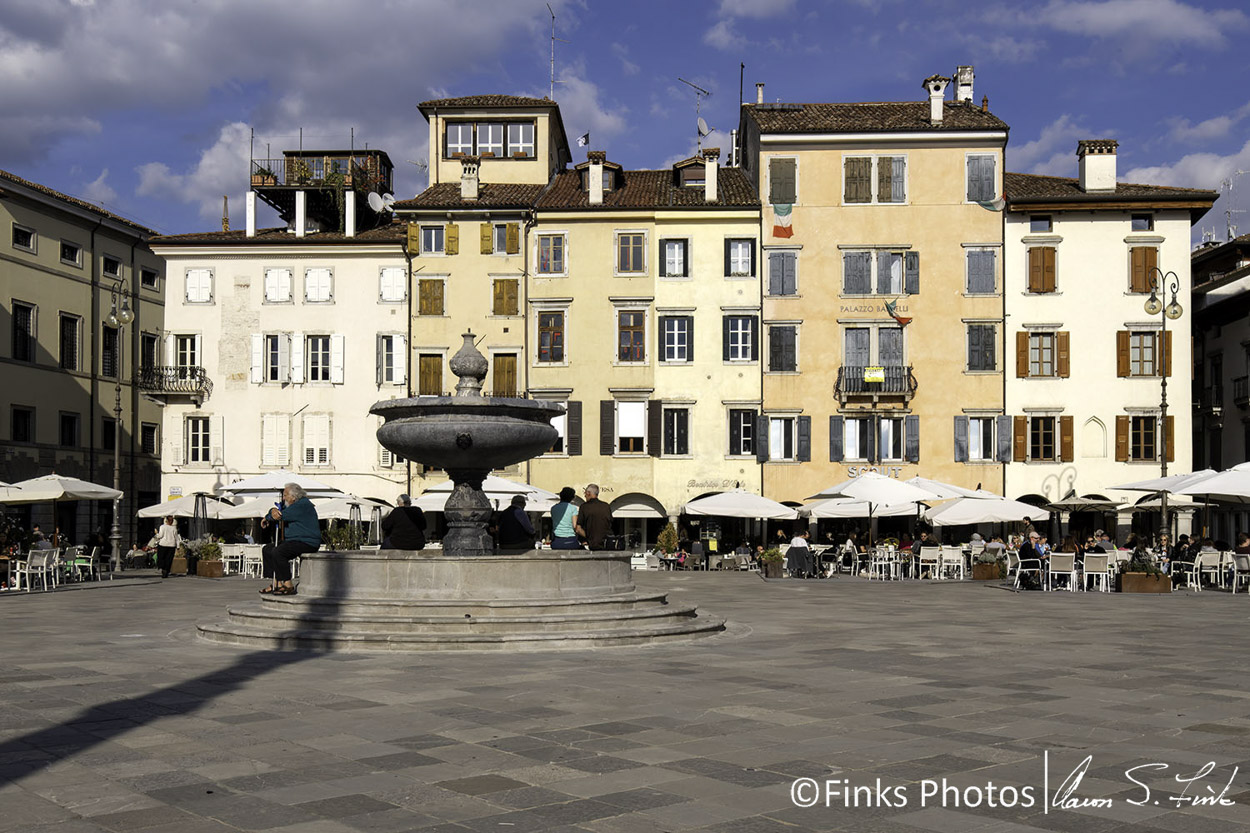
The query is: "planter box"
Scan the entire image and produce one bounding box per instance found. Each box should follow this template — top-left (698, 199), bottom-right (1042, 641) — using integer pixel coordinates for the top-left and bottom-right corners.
top-left (171, 556), bottom-right (187, 575)
top-left (762, 561), bottom-right (784, 579)
top-left (1118, 572), bottom-right (1172, 593)
top-left (251, 175), bottom-right (276, 186)
top-left (972, 562), bottom-right (1002, 581)
top-left (197, 560), bottom-right (224, 578)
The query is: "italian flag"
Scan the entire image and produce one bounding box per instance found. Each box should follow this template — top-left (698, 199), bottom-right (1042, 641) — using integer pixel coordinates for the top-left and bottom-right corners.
top-left (772, 203), bottom-right (794, 238)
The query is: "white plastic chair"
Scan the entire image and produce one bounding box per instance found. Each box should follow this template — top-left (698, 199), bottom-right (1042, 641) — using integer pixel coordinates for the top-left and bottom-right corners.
top-left (1231, 554), bottom-right (1250, 593)
top-left (917, 546), bottom-right (941, 580)
top-left (22, 550), bottom-right (58, 592)
top-left (241, 545), bottom-right (264, 578)
top-left (1083, 553), bottom-right (1111, 592)
top-left (1010, 550), bottom-right (1044, 590)
top-left (940, 546), bottom-right (965, 580)
top-left (219, 544), bottom-right (243, 575)
top-left (1048, 553), bottom-right (1078, 592)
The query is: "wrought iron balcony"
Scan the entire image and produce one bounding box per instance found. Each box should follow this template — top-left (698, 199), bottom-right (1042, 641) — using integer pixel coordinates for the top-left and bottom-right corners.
top-left (835, 365), bottom-right (917, 400)
top-left (138, 365), bottom-right (213, 404)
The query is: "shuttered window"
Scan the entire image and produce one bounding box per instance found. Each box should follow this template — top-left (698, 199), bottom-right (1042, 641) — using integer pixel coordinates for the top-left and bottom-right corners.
top-left (660, 316), bottom-right (693, 363)
top-left (418, 354), bottom-right (443, 396)
top-left (376, 334), bottom-right (406, 385)
top-left (769, 157), bottom-right (796, 203)
top-left (492, 279), bottom-right (519, 316)
top-left (877, 252), bottom-right (903, 295)
top-left (966, 155), bottom-right (996, 202)
top-left (616, 401), bottom-right (646, 454)
top-left (418, 279), bottom-right (444, 316)
top-left (264, 268), bottom-right (292, 302)
top-left (186, 416), bottom-right (210, 463)
top-left (616, 232), bottom-right (646, 273)
top-left (491, 354), bottom-right (517, 397)
top-left (1029, 416), bottom-right (1056, 462)
top-left (304, 267), bottom-right (332, 303)
top-left (420, 225), bottom-right (444, 254)
top-left (537, 234), bottom-right (565, 274)
top-left (877, 156), bottom-right (906, 203)
top-left (1130, 246), bottom-right (1157, 293)
top-left (843, 157), bottom-right (872, 203)
top-left (1028, 247), bottom-right (1056, 293)
top-left (728, 409), bottom-right (755, 456)
top-left (379, 266), bottom-right (406, 301)
top-left (768, 325), bottom-right (797, 372)
top-left (723, 315), bottom-right (758, 362)
top-left (185, 268), bottom-right (213, 303)
top-left (306, 335), bottom-right (331, 382)
top-left (768, 251), bottom-right (797, 296)
top-left (725, 239), bottom-right (754, 277)
top-left (661, 239), bottom-right (688, 277)
top-left (261, 414), bottom-right (290, 467)
top-left (967, 324), bottom-right (996, 371)
top-left (842, 251), bottom-right (872, 295)
top-left (1028, 333), bottom-right (1055, 377)
top-left (966, 249), bottom-right (997, 295)
top-left (301, 414), bottom-right (330, 465)
top-left (617, 311), bottom-right (646, 362)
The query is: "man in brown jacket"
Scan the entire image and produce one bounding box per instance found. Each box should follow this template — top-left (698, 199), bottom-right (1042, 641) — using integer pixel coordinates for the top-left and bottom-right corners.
top-left (574, 483), bottom-right (614, 550)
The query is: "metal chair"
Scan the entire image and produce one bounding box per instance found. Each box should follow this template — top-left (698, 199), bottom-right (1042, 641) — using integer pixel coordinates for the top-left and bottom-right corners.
top-left (21, 549), bottom-right (59, 592)
top-left (1047, 553), bottom-right (1078, 592)
top-left (1083, 553), bottom-right (1111, 592)
top-left (1009, 550), bottom-right (1044, 590)
top-left (69, 546), bottom-right (101, 582)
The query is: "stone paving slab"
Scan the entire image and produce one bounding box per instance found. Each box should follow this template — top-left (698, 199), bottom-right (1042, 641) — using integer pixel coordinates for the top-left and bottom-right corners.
top-left (3, 571), bottom-right (1250, 831)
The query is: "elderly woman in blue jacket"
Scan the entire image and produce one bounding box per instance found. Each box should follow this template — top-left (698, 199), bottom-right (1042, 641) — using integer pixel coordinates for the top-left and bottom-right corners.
top-left (258, 482), bottom-right (320, 595)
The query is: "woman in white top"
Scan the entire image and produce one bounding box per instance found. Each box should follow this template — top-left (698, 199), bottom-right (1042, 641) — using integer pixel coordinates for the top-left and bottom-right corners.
top-left (154, 515), bottom-right (181, 578)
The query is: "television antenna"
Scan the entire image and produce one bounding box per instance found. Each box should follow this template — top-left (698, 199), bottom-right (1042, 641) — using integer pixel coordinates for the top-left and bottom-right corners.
top-left (678, 77), bottom-right (712, 149)
top-left (547, 4), bottom-right (569, 100)
top-left (1221, 170), bottom-right (1247, 241)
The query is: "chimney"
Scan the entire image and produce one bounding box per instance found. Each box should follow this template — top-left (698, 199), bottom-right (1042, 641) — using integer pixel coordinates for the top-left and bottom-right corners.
top-left (923, 74), bottom-right (950, 124)
top-left (221, 195), bottom-right (229, 232)
top-left (756, 82), bottom-right (765, 104)
top-left (460, 156), bottom-right (480, 201)
top-left (245, 190), bottom-right (256, 237)
top-left (587, 150), bottom-right (605, 205)
top-left (981, 95), bottom-right (988, 113)
top-left (294, 190), bottom-right (306, 238)
top-left (344, 190), bottom-right (356, 238)
top-left (702, 147), bottom-right (720, 203)
top-left (1076, 139), bottom-right (1118, 193)
top-left (954, 65), bottom-right (975, 103)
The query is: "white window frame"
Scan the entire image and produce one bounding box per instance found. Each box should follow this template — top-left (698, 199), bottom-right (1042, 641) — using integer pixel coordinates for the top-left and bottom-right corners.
top-left (844, 416), bottom-right (871, 462)
top-left (535, 232), bottom-right (567, 276)
top-left (263, 267), bottom-right (293, 304)
top-left (767, 416), bottom-right (797, 462)
top-left (968, 416), bottom-right (996, 462)
top-left (301, 413), bottom-right (331, 466)
top-left (507, 122), bottom-right (535, 157)
top-left (1029, 330), bottom-right (1057, 378)
top-left (379, 266), bottom-right (406, 302)
top-left (876, 250), bottom-right (904, 295)
top-left (660, 315), bottom-right (692, 364)
top-left (879, 416), bottom-right (905, 462)
top-left (186, 416), bottom-right (211, 465)
top-left (263, 333), bottom-right (290, 384)
top-left (614, 306), bottom-right (649, 366)
top-left (1129, 330), bottom-right (1159, 377)
top-left (174, 333), bottom-right (200, 371)
top-left (60, 240), bottom-right (82, 268)
top-left (614, 230), bottom-right (648, 276)
top-left (12, 223), bottom-right (36, 253)
top-left (492, 223), bottom-right (509, 255)
top-left (661, 238), bottom-right (689, 279)
top-left (377, 333), bottom-right (407, 386)
top-left (614, 399), bottom-right (648, 456)
top-left (446, 122), bottom-right (474, 156)
top-left (842, 154), bottom-right (909, 205)
top-left (533, 304), bottom-right (569, 367)
top-left (304, 267), bottom-right (334, 303)
top-left (727, 238), bottom-right (753, 278)
top-left (477, 122), bottom-right (504, 157)
top-left (726, 315), bottom-right (755, 363)
top-left (420, 224), bottom-right (445, 255)
top-left (185, 268), bottom-right (213, 304)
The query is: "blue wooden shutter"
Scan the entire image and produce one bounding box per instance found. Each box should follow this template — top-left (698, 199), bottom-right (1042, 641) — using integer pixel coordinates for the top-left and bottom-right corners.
top-left (954, 416), bottom-right (969, 462)
top-left (905, 415), bottom-right (919, 463)
top-left (904, 251), bottom-right (920, 295)
top-left (797, 416), bottom-right (811, 462)
top-left (876, 252), bottom-right (891, 294)
top-left (844, 251), bottom-right (871, 294)
top-left (829, 416), bottom-right (844, 462)
top-left (783, 252), bottom-right (796, 294)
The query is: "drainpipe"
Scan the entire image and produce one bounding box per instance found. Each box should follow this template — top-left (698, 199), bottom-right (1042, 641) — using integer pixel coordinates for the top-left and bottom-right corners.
top-left (522, 210), bottom-right (535, 485)
top-left (87, 216), bottom-right (104, 535)
top-left (404, 232), bottom-right (414, 498)
top-left (127, 235), bottom-right (140, 553)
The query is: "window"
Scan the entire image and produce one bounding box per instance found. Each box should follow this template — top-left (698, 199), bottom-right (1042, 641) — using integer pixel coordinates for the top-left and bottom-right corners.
top-left (660, 316), bottom-right (692, 363)
top-left (101, 326), bottom-right (119, 379)
top-left (493, 224), bottom-right (508, 254)
top-left (728, 409), bottom-right (755, 456)
top-left (508, 123), bottom-right (535, 157)
top-left (1029, 416), bottom-right (1056, 461)
top-left (1028, 247), bottom-right (1056, 293)
top-left (485, 222), bottom-right (519, 255)
top-left (768, 251), bottom-right (797, 296)
top-left (60, 240), bottom-right (81, 267)
top-left (140, 268), bottom-right (159, 289)
top-left (726, 238), bottom-right (754, 277)
top-left (12, 301), bottom-right (35, 362)
top-left (175, 334), bottom-right (199, 373)
top-left (661, 239), bottom-right (688, 278)
top-left (263, 268), bottom-right (292, 303)
top-left (843, 250), bottom-right (919, 295)
top-left (843, 325), bottom-right (904, 367)
top-left (844, 155), bottom-right (906, 204)
top-left (966, 154), bottom-right (997, 202)
top-left (302, 414), bottom-right (330, 465)
top-left (59, 412), bottom-right (81, 448)
top-left (379, 266), bottom-right (406, 302)
top-left (617, 310), bottom-right (646, 363)
top-left (446, 123), bottom-right (474, 156)
top-left (1029, 215), bottom-right (1052, 233)
top-left (609, 400), bottom-right (647, 454)
top-left (418, 354), bottom-right (443, 396)
top-left (421, 225), bottom-right (445, 255)
top-left (492, 354), bottom-right (517, 397)
top-left (141, 423), bottom-right (158, 455)
top-left (1130, 415), bottom-right (1157, 461)
top-left (59, 314), bottom-right (79, 371)
top-left (101, 417), bottom-right (116, 451)
top-left (723, 315), bottom-right (758, 362)
top-left (548, 406), bottom-right (567, 455)
top-left (663, 408), bottom-right (689, 456)
top-left (261, 334), bottom-right (289, 383)
top-left (261, 414), bottom-right (291, 467)
top-left (877, 251), bottom-right (904, 295)
top-left (537, 312), bottom-right (565, 363)
top-left (1029, 332), bottom-right (1055, 377)
top-left (477, 123), bottom-right (504, 156)
top-left (967, 417), bottom-right (995, 462)
top-left (1129, 246), bottom-right (1158, 293)
top-left (844, 417), bottom-right (872, 461)
top-left (377, 334), bottom-right (406, 385)
top-left (306, 335), bottom-right (331, 382)
top-left (537, 234), bottom-right (565, 275)
top-left (304, 268), bottom-right (332, 303)
top-left (768, 325), bottom-right (797, 372)
top-left (185, 268), bottom-right (213, 303)
top-left (967, 324), bottom-right (996, 371)
top-left (878, 417), bottom-right (904, 461)
top-left (1127, 331), bottom-right (1160, 377)
top-left (769, 157), bottom-right (796, 204)
top-left (1131, 213), bottom-right (1154, 232)
top-left (492, 278), bottom-right (519, 316)
top-left (140, 333), bottom-right (158, 371)
top-left (102, 256), bottom-right (121, 278)
top-left (12, 224), bottom-right (35, 252)
top-left (966, 249), bottom-right (997, 295)
top-left (1017, 330), bottom-right (1069, 378)
top-left (11, 406), bottom-right (33, 443)
top-left (768, 416), bottom-right (796, 461)
top-left (418, 278), bottom-right (444, 315)
top-left (616, 232), bottom-right (646, 274)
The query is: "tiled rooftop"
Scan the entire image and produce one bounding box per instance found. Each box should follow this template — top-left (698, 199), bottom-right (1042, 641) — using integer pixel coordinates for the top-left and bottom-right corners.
top-left (1005, 171), bottom-right (1218, 203)
top-left (0, 167), bottom-right (157, 235)
top-left (743, 100), bottom-right (1008, 133)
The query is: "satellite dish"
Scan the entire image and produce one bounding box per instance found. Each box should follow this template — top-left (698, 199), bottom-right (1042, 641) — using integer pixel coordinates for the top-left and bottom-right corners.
top-left (367, 192), bottom-right (385, 212)
top-left (697, 117), bottom-right (712, 137)
top-left (381, 193), bottom-right (396, 210)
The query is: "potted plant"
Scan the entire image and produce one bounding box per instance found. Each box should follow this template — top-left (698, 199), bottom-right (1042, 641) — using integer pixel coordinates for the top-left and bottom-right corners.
top-left (171, 544), bottom-right (188, 577)
top-left (656, 523), bottom-right (678, 556)
top-left (195, 539), bottom-right (224, 578)
top-left (251, 165), bottom-right (276, 186)
top-left (1116, 551), bottom-right (1171, 593)
top-left (323, 523), bottom-right (363, 552)
top-left (759, 547), bottom-right (785, 579)
top-left (972, 550), bottom-right (1005, 581)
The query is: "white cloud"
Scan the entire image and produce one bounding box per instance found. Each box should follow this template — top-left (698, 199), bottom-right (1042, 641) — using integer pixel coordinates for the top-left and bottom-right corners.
top-left (610, 43), bottom-right (639, 76)
top-left (547, 72), bottom-right (628, 153)
top-left (1165, 102), bottom-right (1250, 145)
top-left (704, 18), bottom-right (746, 51)
top-left (1036, 0), bottom-right (1248, 48)
top-left (136, 122), bottom-right (252, 223)
top-left (82, 169), bottom-right (117, 206)
top-left (1010, 115), bottom-right (1098, 176)
top-left (1123, 140), bottom-right (1250, 190)
top-left (716, 0), bottom-right (795, 17)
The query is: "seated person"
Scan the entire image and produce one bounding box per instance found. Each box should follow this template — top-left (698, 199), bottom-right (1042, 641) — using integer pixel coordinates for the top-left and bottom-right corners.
top-left (495, 494), bottom-right (536, 550)
top-left (381, 494), bottom-right (427, 550)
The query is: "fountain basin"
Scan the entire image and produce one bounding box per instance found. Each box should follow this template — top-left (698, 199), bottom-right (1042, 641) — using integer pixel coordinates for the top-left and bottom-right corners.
top-left (371, 397), bottom-right (561, 471)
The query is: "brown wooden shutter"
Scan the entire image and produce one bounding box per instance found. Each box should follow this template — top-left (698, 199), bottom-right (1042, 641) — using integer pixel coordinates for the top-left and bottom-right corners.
top-left (647, 400), bottom-right (662, 457)
top-left (1028, 248), bottom-right (1043, 292)
top-left (1016, 331), bottom-right (1030, 378)
top-left (566, 401), bottom-right (582, 456)
top-left (445, 223), bottom-right (459, 255)
top-left (506, 222), bottom-right (520, 254)
top-left (1059, 415), bottom-right (1074, 462)
top-left (1130, 246), bottom-right (1156, 292)
top-left (1115, 415), bottom-right (1129, 461)
top-left (479, 222), bottom-right (492, 254)
top-left (418, 354), bottom-right (442, 395)
top-left (1056, 331), bottom-right (1070, 378)
top-left (506, 279), bottom-right (518, 315)
top-left (492, 354), bottom-right (516, 397)
top-left (599, 401), bottom-right (614, 456)
top-left (1162, 330), bottom-right (1173, 377)
top-left (491, 280), bottom-right (507, 315)
top-left (418, 280), bottom-right (432, 316)
top-left (1116, 330), bottom-right (1130, 377)
top-left (1145, 247), bottom-right (1158, 287)
top-left (1165, 415), bottom-right (1175, 463)
top-left (1013, 416), bottom-right (1027, 461)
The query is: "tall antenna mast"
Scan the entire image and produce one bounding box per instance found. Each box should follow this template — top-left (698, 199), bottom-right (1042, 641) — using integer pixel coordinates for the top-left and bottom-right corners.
top-left (678, 77), bottom-right (712, 149)
top-left (1222, 170), bottom-right (1247, 241)
top-left (547, 4), bottom-right (568, 100)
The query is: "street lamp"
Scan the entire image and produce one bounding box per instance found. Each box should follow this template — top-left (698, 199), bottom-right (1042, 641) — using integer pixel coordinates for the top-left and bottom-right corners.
top-left (1144, 267), bottom-right (1182, 540)
top-left (107, 279), bottom-right (133, 574)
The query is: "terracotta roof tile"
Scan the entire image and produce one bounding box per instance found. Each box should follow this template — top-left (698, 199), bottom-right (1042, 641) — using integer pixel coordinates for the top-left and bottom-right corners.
top-left (0, 168), bottom-right (157, 235)
top-left (743, 101), bottom-right (1008, 133)
top-left (151, 221), bottom-right (407, 245)
top-left (536, 168), bottom-right (760, 211)
top-left (392, 183), bottom-right (546, 210)
top-left (418, 95), bottom-right (556, 110)
top-left (1004, 172), bottom-right (1217, 204)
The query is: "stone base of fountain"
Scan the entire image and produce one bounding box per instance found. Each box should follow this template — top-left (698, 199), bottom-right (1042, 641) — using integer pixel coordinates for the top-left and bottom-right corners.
top-left (197, 549), bottom-right (725, 652)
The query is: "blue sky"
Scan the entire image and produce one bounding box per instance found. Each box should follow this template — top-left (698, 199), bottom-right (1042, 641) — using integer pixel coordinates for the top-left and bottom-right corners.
top-left (4, 0), bottom-right (1248, 241)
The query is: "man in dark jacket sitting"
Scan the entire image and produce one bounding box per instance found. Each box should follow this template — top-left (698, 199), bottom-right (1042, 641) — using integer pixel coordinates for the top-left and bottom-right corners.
top-left (496, 494), bottom-right (536, 550)
top-left (381, 494), bottom-right (427, 550)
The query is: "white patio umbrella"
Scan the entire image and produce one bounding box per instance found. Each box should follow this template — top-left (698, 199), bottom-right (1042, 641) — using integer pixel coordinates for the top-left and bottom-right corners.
top-left (218, 496), bottom-right (282, 520)
top-left (925, 493), bottom-right (1050, 526)
top-left (1173, 462), bottom-right (1250, 505)
top-left (682, 490), bottom-right (797, 520)
top-left (1046, 494), bottom-right (1124, 513)
top-left (414, 475), bottom-right (559, 512)
top-left (222, 470), bottom-right (344, 496)
top-left (801, 497), bottom-right (920, 519)
top-left (0, 473), bottom-right (125, 549)
top-left (313, 495), bottom-right (389, 520)
top-left (903, 476), bottom-right (985, 501)
top-left (808, 472), bottom-right (940, 504)
top-left (609, 493), bottom-right (666, 519)
top-left (1112, 469), bottom-right (1216, 494)
top-left (136, 492), bottom-right (229, 519)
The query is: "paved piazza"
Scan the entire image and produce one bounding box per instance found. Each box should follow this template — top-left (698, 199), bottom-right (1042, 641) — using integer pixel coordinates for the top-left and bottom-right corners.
top-left (3, 571), bottom-right (1250, 833)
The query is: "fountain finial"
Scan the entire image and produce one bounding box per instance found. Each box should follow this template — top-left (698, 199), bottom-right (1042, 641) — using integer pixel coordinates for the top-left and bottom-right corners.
top-left (449, 331), bottom-right (489, 397)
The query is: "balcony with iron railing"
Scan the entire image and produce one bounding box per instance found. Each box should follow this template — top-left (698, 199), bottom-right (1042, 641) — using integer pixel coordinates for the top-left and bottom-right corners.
top-left (250, 154), bottom-right (389, 194)
top-left (1234, 376), bottom-right (1248, 409)
top-left (138, 365), bottom-right (213, 405)
top-left (834, 365), bottom-right (917, 401)
top-left (1196, 384), bottom-right (1224, 414)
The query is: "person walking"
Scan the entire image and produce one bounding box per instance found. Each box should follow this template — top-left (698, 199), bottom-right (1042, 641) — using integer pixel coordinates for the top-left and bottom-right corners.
top-left (154, 515), bottom-right (180, 578)
top-left (259, 483), bottom-right (321, 596)
top-left (550, 486), bottom-right (581, 550)
top-left (380, 493), bottom-right (427, 550)
top-left (574, 483), bottom-right (614, 550)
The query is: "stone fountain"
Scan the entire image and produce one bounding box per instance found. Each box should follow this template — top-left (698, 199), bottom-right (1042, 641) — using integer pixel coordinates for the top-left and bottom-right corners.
top-left (199, 333), bottom-right (724, 651)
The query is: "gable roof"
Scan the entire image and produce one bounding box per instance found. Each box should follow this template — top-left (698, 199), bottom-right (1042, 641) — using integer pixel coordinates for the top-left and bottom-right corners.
top-left (0, 168), bottom-right (157, 236)
top-left (392, 183), bottom-right (547, 211)
top-left (743, 100), bottom-right (1008, 134)
top-left (1005, 172), bottom-right (1217, 216)
top-left (536, 167), bottom-right (759, 211)
top-left (418, 95), bottom-right (556, 113)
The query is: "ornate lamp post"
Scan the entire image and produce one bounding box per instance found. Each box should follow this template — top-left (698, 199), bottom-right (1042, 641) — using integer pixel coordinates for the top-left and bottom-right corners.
top-left (1144, 267), bottom-right (1182, 539)
top-left (107, 279), bottom-right (133, 573)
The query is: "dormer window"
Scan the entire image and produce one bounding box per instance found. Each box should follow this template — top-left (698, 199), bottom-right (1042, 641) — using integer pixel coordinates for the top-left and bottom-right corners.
top-left (682, 168), bottom-right (705, 187)
top-left (444, 120), bottom-right (536, 159)
top-left (507, 123), bottom-right (534, 158)
top-left (478, 123), bottom-right (504, 157)
top-left (447, 123), bottom-right (473, 156)
top-left (602, 170), bottom-right (614, 191)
